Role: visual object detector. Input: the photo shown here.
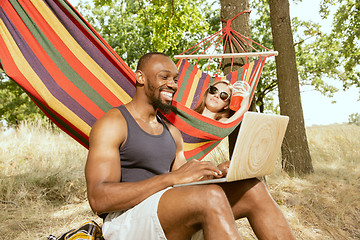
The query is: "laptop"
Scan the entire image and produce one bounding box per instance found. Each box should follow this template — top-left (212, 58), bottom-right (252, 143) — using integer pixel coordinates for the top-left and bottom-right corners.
top-left (173, 112), bottom-right (289, 187)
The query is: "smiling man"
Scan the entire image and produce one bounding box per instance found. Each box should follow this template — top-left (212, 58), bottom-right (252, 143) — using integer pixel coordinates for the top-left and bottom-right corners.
top-left (85, 52), bottom-right (295, 240)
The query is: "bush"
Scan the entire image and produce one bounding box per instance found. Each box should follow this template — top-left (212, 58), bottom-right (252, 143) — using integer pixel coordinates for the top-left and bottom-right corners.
top-left (348, 113), bottom-right (360, 126)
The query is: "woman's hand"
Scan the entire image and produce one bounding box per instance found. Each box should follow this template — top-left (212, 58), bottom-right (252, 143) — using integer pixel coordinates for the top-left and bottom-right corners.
top-left (234, 81), bottom-right (250, 109)
top-left (222, 82), bottom-right (251, 123)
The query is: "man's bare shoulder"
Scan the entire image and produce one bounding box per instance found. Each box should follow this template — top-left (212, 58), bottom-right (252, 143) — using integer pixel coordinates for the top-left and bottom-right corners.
top-left (89, 107), bottom-right (127, 146)
top-left (92, 108), bottom-right (125, 129)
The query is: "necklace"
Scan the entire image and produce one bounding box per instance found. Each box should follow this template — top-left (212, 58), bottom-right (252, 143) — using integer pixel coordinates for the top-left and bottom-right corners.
top-left (131, 102), bottom-right (162, 129)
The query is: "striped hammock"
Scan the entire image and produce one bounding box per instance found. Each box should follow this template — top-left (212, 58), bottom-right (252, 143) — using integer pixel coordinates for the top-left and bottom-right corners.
top-left (0, 0), bottom-right (267, 160)
top-left (164, 58), bottom-right (265, 160)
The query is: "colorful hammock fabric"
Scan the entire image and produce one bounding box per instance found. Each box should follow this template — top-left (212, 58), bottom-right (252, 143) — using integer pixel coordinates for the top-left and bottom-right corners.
top-left (0, 0), bottom-right (267, 160)
top-left (0, 0), bottom-right (136, 148)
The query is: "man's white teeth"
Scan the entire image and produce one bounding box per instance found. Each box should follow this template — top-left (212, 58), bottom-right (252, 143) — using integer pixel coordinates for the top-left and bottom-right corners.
top-left (161, 92), bottom-right (173, 98)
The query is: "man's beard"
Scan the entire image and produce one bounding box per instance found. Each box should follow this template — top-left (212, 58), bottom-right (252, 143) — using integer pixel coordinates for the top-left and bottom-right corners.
top-left (153, 97), bottom-right (172, 114)
top-left (148, 83), bottom-right (173, 114)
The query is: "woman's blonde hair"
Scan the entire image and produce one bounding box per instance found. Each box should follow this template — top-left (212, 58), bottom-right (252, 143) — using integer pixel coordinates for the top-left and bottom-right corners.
top-left (194, 80), bottom-right (234, 121)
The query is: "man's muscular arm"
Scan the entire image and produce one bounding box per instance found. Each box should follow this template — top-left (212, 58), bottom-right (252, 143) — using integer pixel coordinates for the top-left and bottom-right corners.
top-left (85, 108), bottom-right (221, 215)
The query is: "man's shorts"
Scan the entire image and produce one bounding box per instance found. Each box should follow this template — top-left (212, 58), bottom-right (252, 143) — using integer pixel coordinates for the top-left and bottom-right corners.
top-left (102, 188), bottom-right (169, 240)
top-left (102, 188), bottom-right (204, 240)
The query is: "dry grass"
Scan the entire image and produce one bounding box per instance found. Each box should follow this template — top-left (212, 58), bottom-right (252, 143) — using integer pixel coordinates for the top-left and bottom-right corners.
top-left (0, 121), bottom-right (359, 239)
top-left (0, 121), bottom-right (99, 239)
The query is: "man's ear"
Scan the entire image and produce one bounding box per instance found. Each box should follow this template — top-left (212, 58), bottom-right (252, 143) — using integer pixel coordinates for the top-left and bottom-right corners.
top-left (136, 70), bottom-right (145, 85)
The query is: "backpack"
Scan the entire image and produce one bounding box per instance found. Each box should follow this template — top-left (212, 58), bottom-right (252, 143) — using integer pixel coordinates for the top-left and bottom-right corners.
top-left (47, 220), bottom-right (104, 240)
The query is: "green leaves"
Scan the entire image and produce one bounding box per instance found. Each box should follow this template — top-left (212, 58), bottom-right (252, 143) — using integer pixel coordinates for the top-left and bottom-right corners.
top-left (3, 0), bottom-right (358, 125)
top-left (250, 0), bottom-right (359, 105)
top-left (77, 0), bottom-right (154, 69)
top-left (0, 74), bottom-right (44, 126)
top-left (77, 0), bottom-right (218, 68)
top-left (320, 0), bottom-right (360, 89)
top-left (138, 0), bottom-right (210, 52)
top-left (1, 0), bottom-right (219, 126)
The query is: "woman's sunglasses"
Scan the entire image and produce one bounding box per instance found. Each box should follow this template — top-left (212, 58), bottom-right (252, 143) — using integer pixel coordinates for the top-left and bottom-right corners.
top-left (208, 86), bottom-right (230, 102)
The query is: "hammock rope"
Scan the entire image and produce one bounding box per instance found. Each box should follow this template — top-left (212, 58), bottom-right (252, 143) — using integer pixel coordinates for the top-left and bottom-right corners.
top-left (175, 10), bottom-right (276, 76)
top-left (0, 0), bottom-right (274, 160)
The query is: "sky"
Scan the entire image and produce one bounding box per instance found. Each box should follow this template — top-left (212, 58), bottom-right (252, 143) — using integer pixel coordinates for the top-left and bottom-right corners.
top-left (67, 0), bottom-right (359, 126)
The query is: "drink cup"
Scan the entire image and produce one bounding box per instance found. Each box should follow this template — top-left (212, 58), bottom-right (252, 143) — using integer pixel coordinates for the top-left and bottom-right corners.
top-left (229, 81), bottom-right (246, 111)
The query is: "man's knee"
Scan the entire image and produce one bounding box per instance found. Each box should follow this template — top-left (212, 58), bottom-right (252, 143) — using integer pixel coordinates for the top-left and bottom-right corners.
top-left (159, 185), bottom-right (230, 218)
top-left (195, 184), bottom-right (231, 213)
top-left (158, 185), bottom-right (231, 235)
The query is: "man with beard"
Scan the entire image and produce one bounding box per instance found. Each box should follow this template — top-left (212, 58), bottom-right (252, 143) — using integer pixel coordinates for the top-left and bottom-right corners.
top-left (85, 52), bottom-right (295, 240)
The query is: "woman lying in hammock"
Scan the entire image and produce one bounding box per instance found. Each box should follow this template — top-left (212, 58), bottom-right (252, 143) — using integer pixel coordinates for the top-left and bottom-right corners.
top-left (194, 80), bottom-right (251, 171)
top-left (194, 80), bottom-right (251, 122)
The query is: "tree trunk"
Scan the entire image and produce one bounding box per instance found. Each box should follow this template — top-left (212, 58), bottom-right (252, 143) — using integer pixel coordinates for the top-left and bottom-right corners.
top-left (220, 0), bottom-right (251, 71)
top-left (269, 0), bottom-right (313, 175)
top-left (220, 0), bottom-right (251, 157)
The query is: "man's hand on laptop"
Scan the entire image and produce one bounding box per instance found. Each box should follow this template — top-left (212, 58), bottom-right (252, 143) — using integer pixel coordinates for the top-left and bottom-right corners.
top-left (217, 161), bottom-right (230, 178)
top-left (197, 161), bottom-right (230, 181)
top-left (171, 159), bottom-right (222, 184)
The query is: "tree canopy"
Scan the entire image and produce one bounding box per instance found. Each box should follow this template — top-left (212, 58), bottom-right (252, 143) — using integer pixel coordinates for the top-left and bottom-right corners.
top-left (0, 73), bottom-right (43, 126)
top-left (77, 0), bottom-right (219, 69)
top-left (1, 0), bottom-right (358, 126)
top-left (320, 0), bottom-right (360, 90)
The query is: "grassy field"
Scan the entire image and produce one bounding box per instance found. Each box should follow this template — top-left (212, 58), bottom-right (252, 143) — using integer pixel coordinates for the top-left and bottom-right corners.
top-left (0, 120), bottom-right (359, 239)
